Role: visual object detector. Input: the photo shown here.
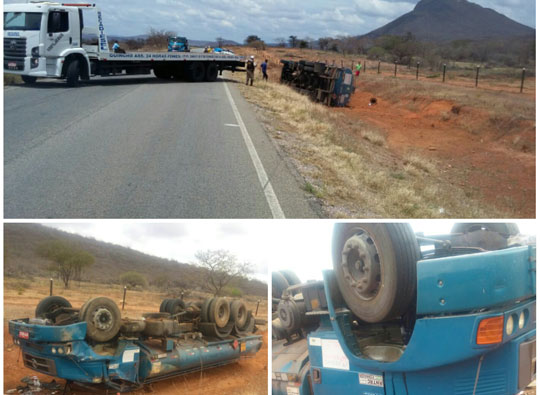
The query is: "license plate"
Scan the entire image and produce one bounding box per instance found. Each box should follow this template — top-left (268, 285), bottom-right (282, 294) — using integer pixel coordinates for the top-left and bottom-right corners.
top-left (19, 331), bottom-right (29, 339)
top-left (240, 342), bottom-right (246, 352)
top-left (8, 62), bottom-right (17, 69)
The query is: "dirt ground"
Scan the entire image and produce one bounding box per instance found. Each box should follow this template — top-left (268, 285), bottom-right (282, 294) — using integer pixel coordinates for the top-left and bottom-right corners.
top-left (232, 46), bottom-right (535, 218)
top-left (3, 279), bottom-right (268, 394)
top-left (340, 85), bottom-right (535, 216)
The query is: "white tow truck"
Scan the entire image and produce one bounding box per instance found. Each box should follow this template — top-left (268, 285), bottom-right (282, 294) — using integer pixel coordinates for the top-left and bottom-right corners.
top-left (4, 2), bottom-right (246, 86)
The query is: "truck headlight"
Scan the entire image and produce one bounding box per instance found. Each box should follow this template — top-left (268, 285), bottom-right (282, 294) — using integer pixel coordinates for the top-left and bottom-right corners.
top-left (518, 311), bottom-right (526, 329)
top-left (31, 58), bottom-right (39, 68)
top-left (51, 347), bottom-right (56, 354)
top-left (505, 315), bottom-right (514, 335)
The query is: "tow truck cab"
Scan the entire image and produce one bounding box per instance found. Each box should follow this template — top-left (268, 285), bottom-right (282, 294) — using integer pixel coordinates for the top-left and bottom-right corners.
top-left (4, 2), bottom-right (102, 80)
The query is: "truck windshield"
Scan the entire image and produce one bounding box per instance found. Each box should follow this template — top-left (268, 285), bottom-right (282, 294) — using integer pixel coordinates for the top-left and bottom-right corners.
top-left (4, 12), bottom-right (42, 31)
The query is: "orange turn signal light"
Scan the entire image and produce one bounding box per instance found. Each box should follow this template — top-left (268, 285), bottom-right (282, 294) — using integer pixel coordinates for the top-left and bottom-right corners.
top-left (476, 315), bottom-right (504, 345)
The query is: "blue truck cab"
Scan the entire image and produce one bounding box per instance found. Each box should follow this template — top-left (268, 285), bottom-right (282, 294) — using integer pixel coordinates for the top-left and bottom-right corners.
top-left (9, 296), bottom-right (263, 392)
top-left (167, 36), bottom-right (189, 52)
top-left (273, 224), bottom-right (536, 395)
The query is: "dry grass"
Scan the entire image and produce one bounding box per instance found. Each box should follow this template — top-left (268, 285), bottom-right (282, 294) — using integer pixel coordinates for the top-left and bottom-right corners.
top-left (226, 71), bottom-right (498, 218)
top-left (4, 74), bottom-right (22, 86)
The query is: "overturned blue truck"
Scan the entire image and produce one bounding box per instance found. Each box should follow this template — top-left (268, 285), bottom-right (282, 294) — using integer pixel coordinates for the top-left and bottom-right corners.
top-left (272, 223), bottom-right (536, 395)
top-left (9, 295), bottom-right (263, 392)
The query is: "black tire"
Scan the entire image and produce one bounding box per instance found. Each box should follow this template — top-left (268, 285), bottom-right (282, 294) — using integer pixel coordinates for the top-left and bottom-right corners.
top-left (21, 75), bottom-right (37, 84)
top-left (35, 296), bottom-right (72, 318)
top-left (166, 298), bottom-right (186, 315)
top-left (200, 297), bottom-right (213, 322)
top-left (451, 223), bottom-right (519, 237)
top-left (279, 270), bottom-right (301, 286)
top-left (209, 297), bottom-right (230, 328)
top-left (82, 297), bottom-right (121, 342)
top-left (66, 59), bottom-right (80, 87)
top-left (188, 62), bottom-right (205, 82)
top-left (159, 298), bottom-right (172, 312)
top-left (154, 66), bottom-right (172, 80)
top-left (272, 272), bottom-right (289, 299)
top-left (230, 300), bottom-right (248, 328)
top-left (332, 223), bottom-right (420, 323)
top-left (205, 63), bottom-right (218, 82)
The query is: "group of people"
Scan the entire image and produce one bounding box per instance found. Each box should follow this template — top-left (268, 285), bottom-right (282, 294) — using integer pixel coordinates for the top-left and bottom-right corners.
top-left (245, 56), bottom-right (268, 86)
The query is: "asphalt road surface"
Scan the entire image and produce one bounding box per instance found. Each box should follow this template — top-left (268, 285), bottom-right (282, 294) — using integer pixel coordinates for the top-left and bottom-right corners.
top-left (4, 75), bottom-right (318, 218)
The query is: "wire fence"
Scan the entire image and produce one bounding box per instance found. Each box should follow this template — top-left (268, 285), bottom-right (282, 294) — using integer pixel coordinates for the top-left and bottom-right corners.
top-left (318, 58), bottom-right (534, 95)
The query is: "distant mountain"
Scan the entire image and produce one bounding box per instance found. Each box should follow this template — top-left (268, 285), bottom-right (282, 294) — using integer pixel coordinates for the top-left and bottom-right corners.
top-left (364, 0), bottom-right (535, 42)
top-left (4, 224), bottom-right (266, 297)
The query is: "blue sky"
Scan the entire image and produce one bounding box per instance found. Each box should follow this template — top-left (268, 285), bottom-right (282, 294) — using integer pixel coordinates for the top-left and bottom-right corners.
top-left (3, 0), bottom-right (535, 42)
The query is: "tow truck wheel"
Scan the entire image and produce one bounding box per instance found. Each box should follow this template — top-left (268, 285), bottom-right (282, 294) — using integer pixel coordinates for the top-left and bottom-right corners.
top-left (35, 296), bottom-right (72, 318)
top-left (82, 297), bottom-right (121, 342)
top-left (66, 59), bottom-right (80, 87)
top-left (205, 63), bottom-right (218, 82)
top-left (209, 297), bottom-right (230, 328)
top-left (332, 223), bottom-right (420, 323)
top-left (230, 300), bottom-right (248, 328)
top-left (188, 62), bottom-right (205, 82)
top-left (451, 223), bottom-right (519, 237)
top-left (21, 75), bottom-right (37, 84)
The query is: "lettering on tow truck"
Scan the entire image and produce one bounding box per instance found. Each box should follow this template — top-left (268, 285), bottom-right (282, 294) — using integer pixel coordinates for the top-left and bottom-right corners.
top-left (97, 11), bottom-right (107, 51)
top-left (46, 33), bottom-right (64, 51)
top-left (7, 32), bottom-right (20, 37)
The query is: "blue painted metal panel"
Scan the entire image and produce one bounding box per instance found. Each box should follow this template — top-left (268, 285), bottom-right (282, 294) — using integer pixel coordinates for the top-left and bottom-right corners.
top-left (9, 320), bottom-right (86, 342)
top-left (417, 246), bottom-right (535, 315)
top-left (320, 269), bottom-right (535, 373)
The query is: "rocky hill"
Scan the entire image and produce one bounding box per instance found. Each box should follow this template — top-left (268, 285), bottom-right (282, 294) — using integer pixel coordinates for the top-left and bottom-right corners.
top-left (364, 0), bottom-right (534, 41)
top-left (4, 224), bottom-right (266, 296)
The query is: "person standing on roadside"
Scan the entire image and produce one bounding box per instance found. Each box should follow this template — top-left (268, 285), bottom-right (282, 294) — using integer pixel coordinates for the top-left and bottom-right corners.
top-left (260, 59), bottom-right (268, 82)
top-left (246, 55), bottom-right (256, 86)
top-left (355, 61), bottom-right (362, 76)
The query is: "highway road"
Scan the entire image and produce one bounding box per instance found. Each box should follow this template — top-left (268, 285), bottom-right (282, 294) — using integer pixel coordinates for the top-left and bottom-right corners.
top-left (4, 75), bottom-right (318, 218)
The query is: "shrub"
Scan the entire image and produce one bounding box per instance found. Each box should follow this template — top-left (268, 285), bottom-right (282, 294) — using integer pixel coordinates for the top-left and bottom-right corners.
top-left (119, 271), bottom-right (147, 289)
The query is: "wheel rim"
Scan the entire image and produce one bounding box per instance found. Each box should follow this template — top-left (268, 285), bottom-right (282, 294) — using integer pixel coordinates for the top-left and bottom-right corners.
top-left (341, 229), bottom-right (381, 301)
top-left (92, 307), bottom-right (114, 331)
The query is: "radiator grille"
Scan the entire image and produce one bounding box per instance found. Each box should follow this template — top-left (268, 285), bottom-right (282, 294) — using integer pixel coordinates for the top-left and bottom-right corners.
top-left (23, 353), bottom-right (56, 375)
top-left (4, 37), bottom-right (27, 70)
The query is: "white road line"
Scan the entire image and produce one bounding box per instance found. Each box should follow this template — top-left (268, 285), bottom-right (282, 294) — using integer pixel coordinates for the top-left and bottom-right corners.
top-left (223, 83), bottom-right (286, 219)
top-left (224, 123), bottom-right (240, 127)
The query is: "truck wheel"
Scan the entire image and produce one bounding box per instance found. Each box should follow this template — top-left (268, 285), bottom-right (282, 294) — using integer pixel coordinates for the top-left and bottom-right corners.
top-left (66, 60), bottom-right (80, 87)
top-left (230, 300), bottom-right (248, 327)
top-left (279, 270), bottom-right (301, 286)
top-left (272, 272), bottom-right (289, 299)
top-left (188, 62), bottom-right (205, 82)
top-left (332, 223), bottom-right (419, 323)
top-left (451, 223), bottom-right (519, 237)
top-left (166, 298), bottom-right (186, 315)
top-left (209, 297), bottom-right (230, 328)
top-left (159, 298), bottom-right (172, 312)
top-left (21, 75), bottom-right (37, 84)
top-left (205, 63), bottom-right (218, 82)
top-left (200, 297), bottom-right (213, 322)
top-left (82, 297), bottom-right (121, 342)
top-left (35, 296), bottom-right (72, 318)
top-left (154, 66), bottom-right (172, 80)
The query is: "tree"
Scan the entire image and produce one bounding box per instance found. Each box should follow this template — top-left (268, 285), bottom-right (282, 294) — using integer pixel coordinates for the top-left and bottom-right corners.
top-left (299, 40), bottom-right (308, 49)
top-left (245, 35), bottom-right (262, 45)
top-left (275, 37), bottom-right (287, 47)
top-left (146, 27), bottom-right (175, 48)
top-left (120, 271), bottom-right (147, 289)
top-left (289, 35), bottom-right (298, 48)
top-left (194, 250), bottom-right (252, 296)
top-left (37, 240), bottom-right (94, 288)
